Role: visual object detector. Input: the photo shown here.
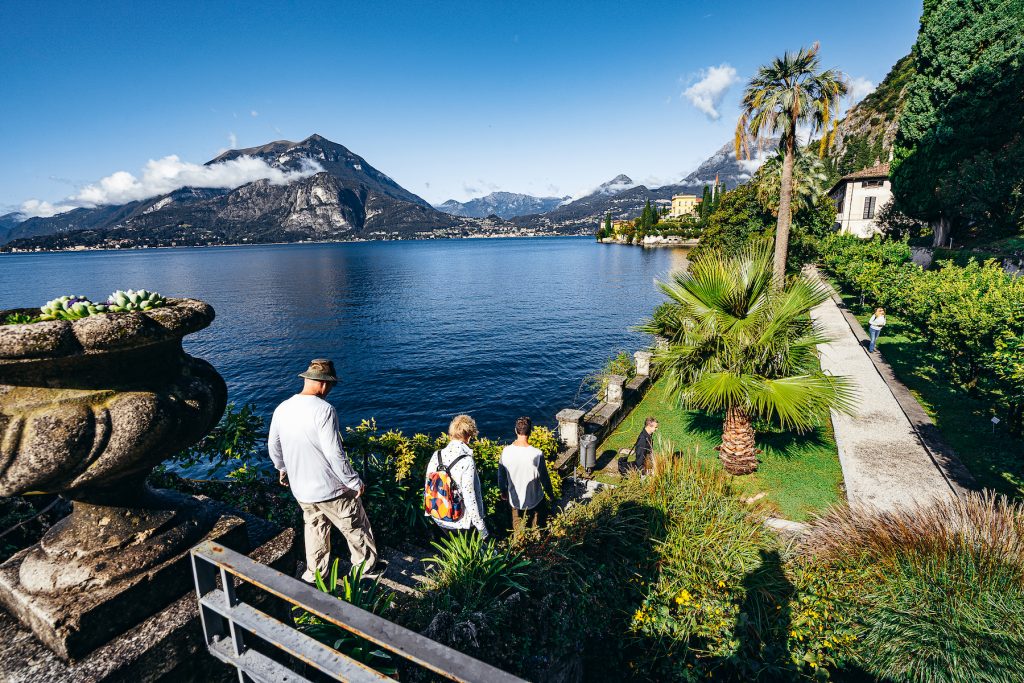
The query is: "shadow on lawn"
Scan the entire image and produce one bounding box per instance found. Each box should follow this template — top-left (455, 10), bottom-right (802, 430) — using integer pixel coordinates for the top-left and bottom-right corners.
top-left (682, 411), bottom-right (832, 459)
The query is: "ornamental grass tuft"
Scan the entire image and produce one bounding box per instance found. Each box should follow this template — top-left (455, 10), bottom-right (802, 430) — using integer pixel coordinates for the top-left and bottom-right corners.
top-left (800, 492), bottom-right (1024, 683)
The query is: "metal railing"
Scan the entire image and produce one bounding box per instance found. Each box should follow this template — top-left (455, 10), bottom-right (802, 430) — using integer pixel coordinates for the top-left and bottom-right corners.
top-left (191, 541), bottom-right (528, 683)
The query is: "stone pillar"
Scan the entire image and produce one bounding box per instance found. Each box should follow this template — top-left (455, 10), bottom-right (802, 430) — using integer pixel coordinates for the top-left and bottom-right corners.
top-left (555, 409), bottom-right (586, 449)
top-left (606, 374), bottom-right (626, 404)
top-left (634, 351), bottom-right (653, 377)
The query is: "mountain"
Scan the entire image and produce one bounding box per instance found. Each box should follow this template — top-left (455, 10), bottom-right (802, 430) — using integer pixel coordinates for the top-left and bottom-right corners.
top-left (831, 54), bottom-right (913, 174)
top-left (512, 141), bottom-right (772, 231)
top-left (436, 191), bottom-right (570, 219)
top-left (2, 135), bottom-right (522, 250)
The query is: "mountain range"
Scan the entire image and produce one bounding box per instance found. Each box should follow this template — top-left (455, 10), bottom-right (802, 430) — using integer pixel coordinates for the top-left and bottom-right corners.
top-left (436, 192), bottom-right (569, 219)
top-left (1, 134), bottom-right (769, 251)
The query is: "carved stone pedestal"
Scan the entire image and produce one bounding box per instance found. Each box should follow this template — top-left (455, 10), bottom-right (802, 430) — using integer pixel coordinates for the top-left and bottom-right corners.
top-left (0, 494), bottom-right (247, 661)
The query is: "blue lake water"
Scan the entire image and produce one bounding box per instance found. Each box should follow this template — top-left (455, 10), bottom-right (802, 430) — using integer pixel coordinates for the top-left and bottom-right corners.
top-left (0, 237), bottom-right (687, 444)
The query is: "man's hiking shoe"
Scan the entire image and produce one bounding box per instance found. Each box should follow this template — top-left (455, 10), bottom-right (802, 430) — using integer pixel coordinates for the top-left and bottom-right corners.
top-left (363, 560), bottom-right (389, 580)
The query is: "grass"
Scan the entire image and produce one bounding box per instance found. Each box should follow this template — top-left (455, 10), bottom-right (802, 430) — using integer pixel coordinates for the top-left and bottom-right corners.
top-left (597, 375), bottom-right (843, 522)
top-left (842, 293), bottom-right (1024, 498)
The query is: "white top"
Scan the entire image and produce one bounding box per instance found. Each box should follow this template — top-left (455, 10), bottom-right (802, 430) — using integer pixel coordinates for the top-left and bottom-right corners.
top-left (267, 394), bottom-right (362, 504)
top-left (869, 314), bottom-right (886, 330)
top-left (424, 440), bottom-right (489, 538)
top-left (498, 444), bottom-right (553, 510)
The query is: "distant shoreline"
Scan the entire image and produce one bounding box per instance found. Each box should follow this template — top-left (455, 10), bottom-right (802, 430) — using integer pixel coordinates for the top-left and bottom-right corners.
top-left (0, 231), bottom-right (592, 256)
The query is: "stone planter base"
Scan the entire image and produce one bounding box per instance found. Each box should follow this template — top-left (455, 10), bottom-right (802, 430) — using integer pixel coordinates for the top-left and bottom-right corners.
top-left (0, 496), bottom-right (247, 662)
top-left (0, 515), bottom-right (295, 682)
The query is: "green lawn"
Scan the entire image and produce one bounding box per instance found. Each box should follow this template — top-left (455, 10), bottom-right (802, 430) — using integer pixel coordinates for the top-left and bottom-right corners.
top-left (596, 375), bottom-right (843, 522)
top-left (842, 294), bottom-right (1024, 498)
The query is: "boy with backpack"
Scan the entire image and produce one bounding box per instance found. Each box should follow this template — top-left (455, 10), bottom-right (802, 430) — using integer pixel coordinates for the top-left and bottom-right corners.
top-left (424, 414), bottom-right (490, 540)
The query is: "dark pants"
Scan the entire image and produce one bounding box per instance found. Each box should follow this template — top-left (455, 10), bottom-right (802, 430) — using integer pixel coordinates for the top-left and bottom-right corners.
top-left (511, 502), bottom-right (546, 531)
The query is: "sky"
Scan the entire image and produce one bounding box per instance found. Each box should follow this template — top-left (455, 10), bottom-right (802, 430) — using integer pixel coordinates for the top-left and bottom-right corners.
top-left (0, 0), bottom-right (923, 215)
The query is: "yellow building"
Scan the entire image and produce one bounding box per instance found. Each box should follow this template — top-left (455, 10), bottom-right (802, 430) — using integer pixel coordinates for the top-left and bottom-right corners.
top-left (669, 194), bottom-right (701, 218)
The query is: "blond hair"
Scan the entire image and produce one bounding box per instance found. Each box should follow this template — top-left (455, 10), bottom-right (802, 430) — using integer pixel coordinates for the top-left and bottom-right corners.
top-left (448, 414), bottom-right (478, 442)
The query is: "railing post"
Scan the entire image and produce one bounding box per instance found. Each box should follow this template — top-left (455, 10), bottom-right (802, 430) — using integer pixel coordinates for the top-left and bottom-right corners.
top-left (555, 409), bottom-right (586, 449)
top-left (633, 351), bottom-right (652, 377)
top-left (605, 375), bottom-right (626, 405)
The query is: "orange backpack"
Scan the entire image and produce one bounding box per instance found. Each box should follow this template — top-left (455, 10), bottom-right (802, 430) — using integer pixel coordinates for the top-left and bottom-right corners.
top-left (424, 451), bottom-right (469, 522)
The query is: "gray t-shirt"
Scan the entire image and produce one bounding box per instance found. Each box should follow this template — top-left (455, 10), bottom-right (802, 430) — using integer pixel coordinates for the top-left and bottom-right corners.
top-left (498, 444), bottom-right (554, 510)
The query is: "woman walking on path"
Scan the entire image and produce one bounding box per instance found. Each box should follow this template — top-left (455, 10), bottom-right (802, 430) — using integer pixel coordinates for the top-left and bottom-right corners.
top-left (424, 414), bottom-right (490, 541)
top-left (868, 308), bottom-right (886, 353)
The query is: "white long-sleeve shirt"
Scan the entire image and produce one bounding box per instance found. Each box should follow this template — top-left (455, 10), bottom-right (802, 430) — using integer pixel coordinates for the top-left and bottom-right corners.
top-left (267, 394), bottom-right (362, 504)
top-left (424, 440), bottom-right (489, 538)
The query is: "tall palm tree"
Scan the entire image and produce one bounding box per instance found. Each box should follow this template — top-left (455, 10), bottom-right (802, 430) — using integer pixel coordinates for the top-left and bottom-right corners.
top-left (735, 44), bottom-right (847, 285)
top-left (754, 146), bottom-right (830, 217)
top-left (640, 241), bottom-right (855, 475)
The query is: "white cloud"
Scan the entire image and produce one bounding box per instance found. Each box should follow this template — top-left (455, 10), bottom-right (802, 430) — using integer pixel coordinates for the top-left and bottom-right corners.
top-left (18, 155), bottom-right (324, 218)
top-left (845, 76), bottom-right (876, 108)
top-left (19, 199), bottom-right (73, 218)
top-left (683, 64), bottom-right (739, 120)
top-left (227, 132), bottom-right (238, 149)
top-left (732, 147), bottom-right (772, 177)
top-left (250, 110), bottom-right (259, 117)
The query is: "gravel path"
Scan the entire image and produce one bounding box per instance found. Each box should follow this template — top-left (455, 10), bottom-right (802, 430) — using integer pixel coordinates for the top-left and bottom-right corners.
top-left (810, 278), bottom-right (961, 512)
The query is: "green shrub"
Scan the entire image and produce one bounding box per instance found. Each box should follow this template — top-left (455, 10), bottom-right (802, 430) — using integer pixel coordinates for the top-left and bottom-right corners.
top-left (295, 559), bottom-right (398, 676)
top-left (818, 234), bottom-right (1024, 431)
top-left (629, 456), bottom-right (860, 680)
top-left (424, 533), bottom-right (530, 612)
top-left (800, 492), bottom-right (1024, 683)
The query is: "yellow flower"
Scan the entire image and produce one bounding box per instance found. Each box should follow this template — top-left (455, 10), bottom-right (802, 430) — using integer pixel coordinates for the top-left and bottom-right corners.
top-left (676, 589), bottom-right (692, 604)
top-left (717, 580), bottom-right (725, 588)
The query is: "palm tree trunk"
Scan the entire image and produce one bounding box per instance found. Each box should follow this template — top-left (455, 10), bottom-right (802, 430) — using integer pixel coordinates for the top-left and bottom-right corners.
top-left (719, 406), bottom-right (758, 475)
top-left (773, 135), bottom-right (796, 285)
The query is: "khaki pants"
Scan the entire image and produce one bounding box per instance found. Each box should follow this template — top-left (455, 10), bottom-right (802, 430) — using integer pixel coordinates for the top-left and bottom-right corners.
top-left (511, 502), bottom-right (546, 532)
top-left (298, 494), bottom-right (378, 583)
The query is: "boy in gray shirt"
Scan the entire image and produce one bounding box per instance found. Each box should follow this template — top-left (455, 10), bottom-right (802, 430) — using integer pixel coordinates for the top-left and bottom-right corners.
top-left (498, 417), bottom-right (554, 531)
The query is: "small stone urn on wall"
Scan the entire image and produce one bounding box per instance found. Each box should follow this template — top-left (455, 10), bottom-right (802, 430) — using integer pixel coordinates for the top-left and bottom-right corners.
top-left (0, 299), bottom-right (243, 660)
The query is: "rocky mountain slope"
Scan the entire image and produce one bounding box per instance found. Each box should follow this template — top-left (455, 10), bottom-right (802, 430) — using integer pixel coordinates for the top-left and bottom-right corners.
top-left (436, 191), bottom-right (569, 219)
top-left (831, 54), bottom-right (914, 174)
top-left (3, 135), bottom-right (510, 250)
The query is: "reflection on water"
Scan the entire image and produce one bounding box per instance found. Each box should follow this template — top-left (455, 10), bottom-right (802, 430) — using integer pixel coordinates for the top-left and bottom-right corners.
top-left (0, 237), bottom-right (678, 444)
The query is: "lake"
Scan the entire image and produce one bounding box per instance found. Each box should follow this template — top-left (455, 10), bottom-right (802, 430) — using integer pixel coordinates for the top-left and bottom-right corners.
top-left (0, 237), bottom-right (687, 450)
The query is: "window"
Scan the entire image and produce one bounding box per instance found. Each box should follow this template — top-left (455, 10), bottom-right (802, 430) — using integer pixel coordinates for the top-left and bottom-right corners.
top-left (862, 179), bottom-right (883, 188)
top-left (863, 196), bottom-right (877, 219)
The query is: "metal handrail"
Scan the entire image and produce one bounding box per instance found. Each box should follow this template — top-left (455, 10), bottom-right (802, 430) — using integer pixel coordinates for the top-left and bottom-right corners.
top-left (191, 541), bottom-right (528, 683)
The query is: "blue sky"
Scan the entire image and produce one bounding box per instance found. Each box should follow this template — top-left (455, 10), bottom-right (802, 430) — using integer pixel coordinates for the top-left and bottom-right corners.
top-left (1, 1), bottom-right (922, 214)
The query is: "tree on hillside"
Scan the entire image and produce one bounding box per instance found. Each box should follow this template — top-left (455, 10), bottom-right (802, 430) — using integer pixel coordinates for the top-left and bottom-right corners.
top-left (640, 240), bottom-right (855, 474)
top-left (891, 0), bottom-right (1024, 246)
top-left (755, 147), bottom-right (831, 218)
top-left (735, 44), bottom-right (847, 285)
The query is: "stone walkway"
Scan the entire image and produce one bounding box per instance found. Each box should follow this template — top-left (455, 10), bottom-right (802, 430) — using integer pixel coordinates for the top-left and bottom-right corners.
top-left (810, 271), bottom-right (968, 512)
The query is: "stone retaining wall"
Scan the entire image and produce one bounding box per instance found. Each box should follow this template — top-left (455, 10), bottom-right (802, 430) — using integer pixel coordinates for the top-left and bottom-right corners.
top-left (554, 350), bottom-right (656, 473)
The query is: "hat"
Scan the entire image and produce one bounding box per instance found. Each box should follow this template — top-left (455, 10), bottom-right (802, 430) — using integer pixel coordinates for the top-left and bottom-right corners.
top-left (298, 358), bottom-right (338, 383)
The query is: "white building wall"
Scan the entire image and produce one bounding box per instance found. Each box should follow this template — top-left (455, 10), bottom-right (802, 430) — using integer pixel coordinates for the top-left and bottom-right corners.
top-left (834, 179), bottom-right (893, 238)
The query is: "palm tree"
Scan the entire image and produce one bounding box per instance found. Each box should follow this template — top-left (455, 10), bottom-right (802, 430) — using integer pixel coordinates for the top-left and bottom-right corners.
top-left (640, 241), bottom-right (855, 475)
top-left (754, 146), bottom-right (830, 217)
top-left (735, 44), bottom-right (847, 285)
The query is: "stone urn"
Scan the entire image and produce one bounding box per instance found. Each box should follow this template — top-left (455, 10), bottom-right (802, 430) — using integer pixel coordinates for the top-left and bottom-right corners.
top-left (0, 299), bottom-right (244, 660)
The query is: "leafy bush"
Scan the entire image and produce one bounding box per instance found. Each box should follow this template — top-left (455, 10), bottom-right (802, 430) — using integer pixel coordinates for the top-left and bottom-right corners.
top-left (1, 312), bottom-right (39, 325)
top-left (800, 492), bottom-right (1024, 682)
top-left (295, 559), bottom-right (398, 676)
top-left (171, 402), bottom-right (264, 474)
top-left (584, 350), bottom-right (637, 397)
top-left (424, 533), bottom-right (530, 612)
top-left (818, 233), bottom-right (1024, 430)
top-left (629, 456), bottom-right (860, 680)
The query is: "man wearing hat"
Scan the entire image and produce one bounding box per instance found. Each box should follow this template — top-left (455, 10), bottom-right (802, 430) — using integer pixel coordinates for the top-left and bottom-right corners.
top-left (268, 358), bottom-right (382, 582)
